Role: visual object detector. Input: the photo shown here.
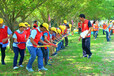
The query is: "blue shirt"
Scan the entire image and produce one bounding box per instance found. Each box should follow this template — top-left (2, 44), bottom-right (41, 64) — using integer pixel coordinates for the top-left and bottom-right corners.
top-left (13, 29), bottom-right (26, 47)
top-left (106, 24), bottom-right (112, 32)
top-left (0, 25), bottom-right (12, 47)
top-left (27, 27), bottom-right (42, 46)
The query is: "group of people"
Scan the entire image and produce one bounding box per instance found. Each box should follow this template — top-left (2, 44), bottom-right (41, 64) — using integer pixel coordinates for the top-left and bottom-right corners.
top-left (78, 18), bottom-right (114, 41)
top-left (0, 18), bottom-right (71, 72)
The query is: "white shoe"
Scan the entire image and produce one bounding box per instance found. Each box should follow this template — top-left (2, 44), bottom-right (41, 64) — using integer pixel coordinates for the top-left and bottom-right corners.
top-left (13, 66), bottom-right (19, 70)
top-left (38, 67), bottom-right (48, 71)
top-left (19, 65), bottom-right (24, 67)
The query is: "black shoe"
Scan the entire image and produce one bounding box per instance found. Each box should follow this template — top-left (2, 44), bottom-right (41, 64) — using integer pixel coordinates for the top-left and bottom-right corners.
top-left (2, 62), bottom-right (6, 65)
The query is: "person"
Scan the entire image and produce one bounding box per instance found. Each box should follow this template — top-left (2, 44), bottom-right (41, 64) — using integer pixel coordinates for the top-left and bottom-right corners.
top-left (78, 14), bottom-right (92, 58)
top-left (102, 22), bottom-right (107, 35)
top-left (93, 21), bottom-right (99, 40)
top-left (78, 21), bottom-right (82, 34)
top-left (42, 23), bottom-right (53, 66)
top-left (33, 20), bottom-right (38, 28)
top-left (0, 18), bottom-right (12, 65)
top-left (105, 20), bottom-right (112, 42)
top-left (63, 20), bottom-right (67, 25)
top-left (13, 23), bottom-right (27, 69)
top-left (64, 24), bottom-right (70, 47)
top-left (59, 25), bottom-right (65, 49)
top-left (24, 22), bottom-right (31, 40)
top-left (26, 23), bottom-right (50, 72)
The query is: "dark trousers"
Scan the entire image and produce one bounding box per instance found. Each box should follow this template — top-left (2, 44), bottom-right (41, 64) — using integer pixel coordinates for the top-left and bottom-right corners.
top-left (41, 47), bottom-right (48, 65)
top-left (0, 44), bottom-right (6, 64)
top-left (13, 47), bottom-right (25, 67)
top-left (65, 37), bottom-right (68, 46)
top-left (78, 28), bottom-right (81, 34)
top-left (103, 29), bottom-right (105, 35)
top-left (61, 40), bottom-right (65, 49)
top-left (106, 31), bottom-right (110, 42)
top-left (82, 37), bottom-right (92, 56)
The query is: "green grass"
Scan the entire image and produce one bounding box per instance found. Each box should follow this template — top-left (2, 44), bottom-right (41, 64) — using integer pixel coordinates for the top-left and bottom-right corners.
top-left (0, 30), bottom-right (114, 76)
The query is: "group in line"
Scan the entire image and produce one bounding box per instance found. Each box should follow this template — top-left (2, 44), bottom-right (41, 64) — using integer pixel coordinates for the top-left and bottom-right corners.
top-left (0, 18), bottom-right (72, 72)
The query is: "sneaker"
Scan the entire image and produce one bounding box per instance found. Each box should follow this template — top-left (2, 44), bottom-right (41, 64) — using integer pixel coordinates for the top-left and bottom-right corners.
top-left (51, 52), bottom-right (58, 56)
top-left (26, 67), bottom-right (34, 72)
top-left (38, 67), bottom-right (48, 71)
top-left (13, 66), bottom-right (19, 70)
top-left (19, 65), bottom-right (24, 67)
top-left (83, 56), bottom-right (87, 57)
top-left (88, 54), bottom-right (92, 59)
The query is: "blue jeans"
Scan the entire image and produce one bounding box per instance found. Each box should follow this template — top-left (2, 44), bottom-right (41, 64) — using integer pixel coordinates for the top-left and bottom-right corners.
top-left (82, 37), bottom-right (92, 56)
top-left (13, 47), bottom-right (25, 67)
top-left (27, 46), bottom-right (43, 69)
top-left (93, 31), bottom-right (98, 39)
top-left (103, 29), bottom-right (105, 35)
top-left (65, 37), bottom-right (68, 46)
top-left (106, 31), bottom-right (110, 42)
top-left (0, 44), bottom-right (6, 64)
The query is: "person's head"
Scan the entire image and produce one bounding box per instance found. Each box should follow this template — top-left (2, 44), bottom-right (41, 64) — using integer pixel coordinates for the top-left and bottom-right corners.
top-left (34, 20), bottom-right (37, 24)
top-left (19, 23), bottom-right (27, 32)
top-left (0, 18), bottom-right (4, 27)
top-left (66, 24), bottom-right (70, 29)
top-left (103, 22), bottom-right (105, 24)
top-left (112, 21), bottom-right (114, 25)
top-left (109, 20), bottom-right (112, 23)
top-left (40, 23), bottom-right (49, 32)
top-left (93, 20), bottom-right (96, 24)
top-left (57, 29), bottom-right (61, 35)
top-left (50, 27), bottom-right (57, 34)
top-left (64, 20), bottom-right (67, 24)
top-left (79, 14), bottom-right (85, 22)
top-left (25, 22), bottom-right (30, 28)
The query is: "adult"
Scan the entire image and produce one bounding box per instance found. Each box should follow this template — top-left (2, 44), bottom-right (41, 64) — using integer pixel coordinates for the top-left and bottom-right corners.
top-left (13, 23), bottom-right (27, 69)
top-left (78, 14), bottom-right (92, 58)
top-left (0, 18), bottom-right (12, 65)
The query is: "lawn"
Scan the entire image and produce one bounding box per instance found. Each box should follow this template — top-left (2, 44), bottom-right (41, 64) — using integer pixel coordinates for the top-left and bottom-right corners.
top-left (0, 29), bottom-right (114, 76)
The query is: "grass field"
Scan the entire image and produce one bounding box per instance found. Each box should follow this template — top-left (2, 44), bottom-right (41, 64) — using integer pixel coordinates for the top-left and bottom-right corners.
top-left (0, 30), bottom-right (114, 76)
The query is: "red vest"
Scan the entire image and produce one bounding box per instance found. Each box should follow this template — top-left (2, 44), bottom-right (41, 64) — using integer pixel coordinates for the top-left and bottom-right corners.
top-left (93, 24), bottom-right (99, 31)
top-left (33, 28), bottom-right (42, 47)
top-left (64, 28), bottom-right (67, 35)
top-left (103, 24), bottom-right (107, 30)
top-left (78, 22), bottom-right (81, 28)
top-left (82, 20), bottom-right (91, 38)
top-left (14, 31), bottom-right (26, 49)
top-left (43, 31), bottom-right (50, 49)
top-left (0, 26), bottom-right (8, 44)
top-left (25, 28), bottom-right (30, 40)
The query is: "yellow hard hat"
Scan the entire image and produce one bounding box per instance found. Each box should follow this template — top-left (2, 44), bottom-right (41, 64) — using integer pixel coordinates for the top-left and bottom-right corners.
top-left (24, 22), bottom-right (30, 27)
top-left (42, 23), bottom-right (49, 31)
top-left (103, 22), bottom-right (105, 23)
top-left (110, 20), bottom-right (112, 22)
top-left (59, 25), bottom-right (65, 33)
top-left (57, 29), bottom-right (61, 34)
top-left (0, 18), bottom-right (3, 24)
top-left (64, 20), bottom-right (67, 24)
top-left (51, 27), bottom-right (57, 33)
top-left (19, 23), bottom-right (27, 27)
top-left (69, 24), bottom-right (72, 28)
